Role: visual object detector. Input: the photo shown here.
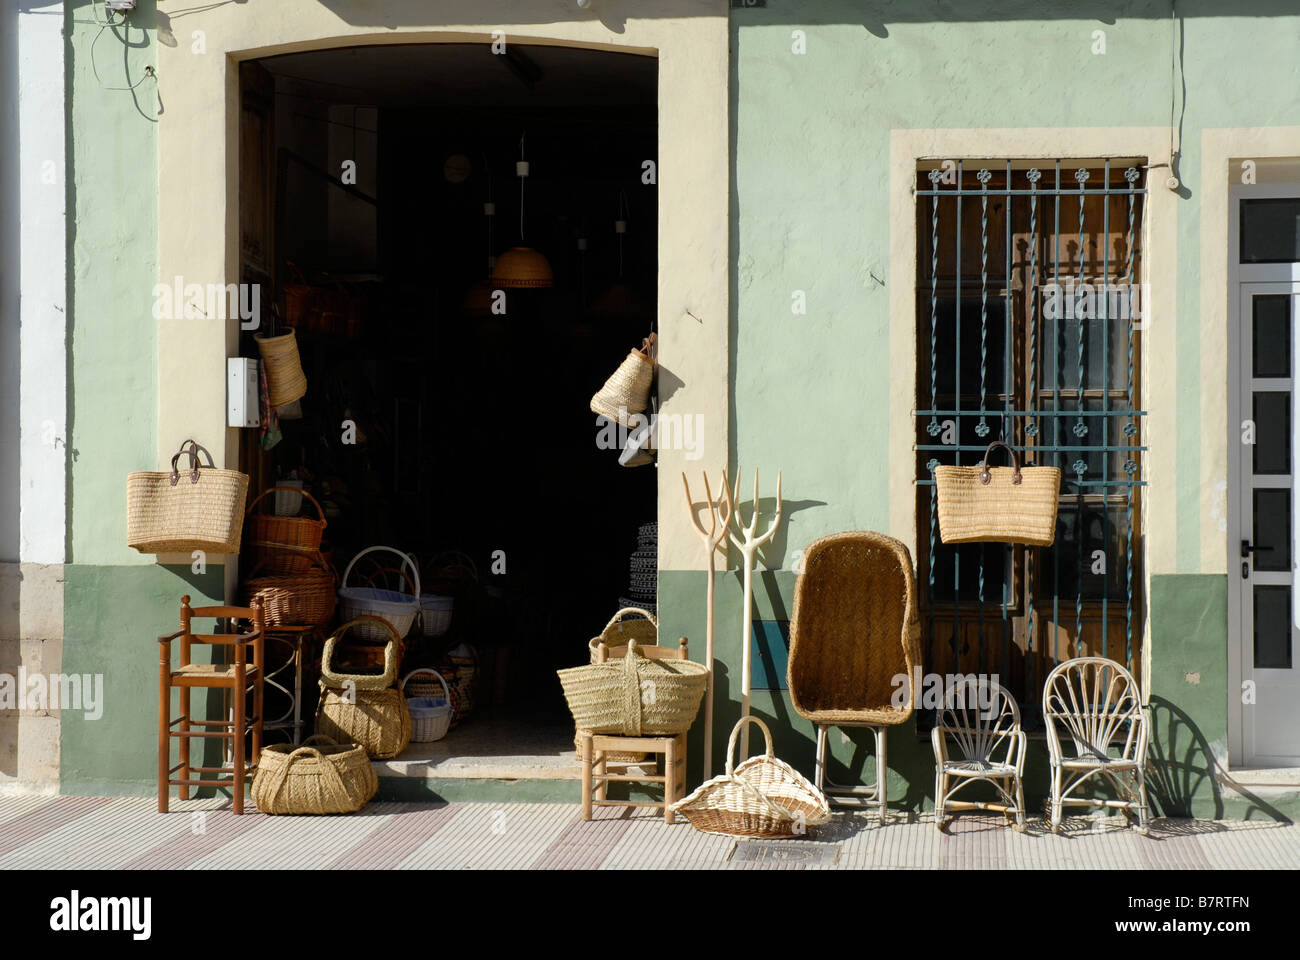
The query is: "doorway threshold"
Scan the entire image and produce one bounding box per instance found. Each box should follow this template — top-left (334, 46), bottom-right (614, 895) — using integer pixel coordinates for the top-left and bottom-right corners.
top-left (374, 709), bottom-right (579, 781)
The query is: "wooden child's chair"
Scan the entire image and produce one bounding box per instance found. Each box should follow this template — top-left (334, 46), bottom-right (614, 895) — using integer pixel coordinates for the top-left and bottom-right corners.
top-left (577, 637), bottom-right (690, 824)
top-left (158, 595), bottom-right (266, 814)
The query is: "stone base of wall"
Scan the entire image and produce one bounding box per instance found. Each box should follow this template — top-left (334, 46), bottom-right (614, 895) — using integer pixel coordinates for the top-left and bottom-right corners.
top-left (0, 562), bottom-right (64, 794)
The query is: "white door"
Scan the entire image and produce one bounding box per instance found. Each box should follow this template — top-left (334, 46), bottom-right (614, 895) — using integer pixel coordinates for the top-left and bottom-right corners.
top-left (1238, 282), bottom-right (1300, 765)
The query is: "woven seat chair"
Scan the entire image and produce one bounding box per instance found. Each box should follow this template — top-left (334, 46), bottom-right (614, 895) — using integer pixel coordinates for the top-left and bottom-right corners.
top-left (786, 531), bottom-right (921, 821)
top-left (931, 677), bottom-right (1026, 831)
top-left (1042, 657), bottom-right (1151, 834)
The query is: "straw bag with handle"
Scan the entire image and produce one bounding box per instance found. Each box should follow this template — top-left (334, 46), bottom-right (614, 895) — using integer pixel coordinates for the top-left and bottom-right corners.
top-left (126, 439), bottom-right (249, 555)
top-left (584, 608), bottom-right (658, 762)
top-left (251, 735), bottom-right (377, 815)
top-left (934, 440), bottom-right (1061, 546)
top-left (671, 716), bottom-right (831, 838)
top-left (590, 333), bottom-right (656, 428)
top-left (558, 638), bottom-right (706, 737)
top-left (316, 617), bottom-right (412, 759)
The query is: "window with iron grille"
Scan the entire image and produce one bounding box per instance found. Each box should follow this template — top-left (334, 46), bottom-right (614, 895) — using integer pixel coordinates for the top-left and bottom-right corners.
top-left (914, 159), bottom-right (1147, 727)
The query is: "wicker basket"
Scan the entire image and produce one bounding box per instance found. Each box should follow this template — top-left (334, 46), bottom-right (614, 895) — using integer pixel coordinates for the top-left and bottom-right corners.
top-left (127, 439), bottom-right (249, 555)
top-left (255, 329), bottom-right (308, 407)
top-left (402, 669), bottom-right (452, 743)
top-left (590, 339), bottom-right (655, 428)
top-left (671, 717), bottom-right (831, 838)
top-left (316, 618), bottom-right (412, 759)
top-left (558, 639), bottom-right (706, 737)
top-left (251, 735), bottom-right (377, 815)
top-left (245, 485), bottom-right (328, 575)
top-left (585, 608), bottom-right (659, 762)
top-left (935, 441), bottom-right (1061, 547)
top-left (337, 546), bottom-right (421, 642)
top-left (241, 557), bottom-right (336, 628)
top-left (418, 594), bottom-right (454, 637)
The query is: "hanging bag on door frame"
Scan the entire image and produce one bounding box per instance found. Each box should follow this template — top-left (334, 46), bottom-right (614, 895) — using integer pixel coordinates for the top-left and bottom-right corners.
top-left (126, 439), bottom-right (250, 555)
top-left (934, 440), bottom-right (1061, 546)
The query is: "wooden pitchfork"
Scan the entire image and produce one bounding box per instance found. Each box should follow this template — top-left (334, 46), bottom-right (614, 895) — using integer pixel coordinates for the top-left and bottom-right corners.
top-left (682, 470), bottom-right (732, 778)
top-left (724, 468), bottom-right (783, 757)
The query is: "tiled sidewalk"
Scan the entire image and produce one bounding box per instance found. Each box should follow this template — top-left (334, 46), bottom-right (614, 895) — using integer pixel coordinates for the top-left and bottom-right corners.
top-left (0, 795), bottom-right (1296, 869)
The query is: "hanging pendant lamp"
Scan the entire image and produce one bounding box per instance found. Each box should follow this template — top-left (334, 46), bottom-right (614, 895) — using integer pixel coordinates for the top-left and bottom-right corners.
top-left (491, 133), bottom-right (553, 289)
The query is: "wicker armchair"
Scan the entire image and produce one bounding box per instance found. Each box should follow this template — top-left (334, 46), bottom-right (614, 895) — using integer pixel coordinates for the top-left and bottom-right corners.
top-left (787, 531), bottom-right (922, 820)
top-left (1042, 657), bottom-right (1151, 834)
top-left (931, 677), bottom-right (1026, 831)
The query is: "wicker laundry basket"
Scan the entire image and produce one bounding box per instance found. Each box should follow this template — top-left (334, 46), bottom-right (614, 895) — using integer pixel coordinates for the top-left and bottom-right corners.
top-left (934, 441), bottom-right (1061, 546)
top-left (671, 716), bottom-right (831, 838)
top-left (558, 639), bottom-right (706, 737)
top-left (251, 735), bottom-right (377, 815)
top-left (126, 439), bottom-right (249, 555)
top-left (316, 618), bottom-right (412, 759)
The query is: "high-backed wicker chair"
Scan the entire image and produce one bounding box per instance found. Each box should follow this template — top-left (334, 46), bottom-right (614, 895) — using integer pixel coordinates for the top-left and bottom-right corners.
top-left (1042, 656), bottom-right (1150, 834)
top-left (931, 677), bottom-right (1026, 831)
top-left (787, 531), bottom-right (921, 820)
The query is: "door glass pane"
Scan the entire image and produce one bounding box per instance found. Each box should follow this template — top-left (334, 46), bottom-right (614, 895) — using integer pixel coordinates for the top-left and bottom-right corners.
top-left (1253, 392), bottom-right (1291, 475)
top-left (1254, 585), bottom-right (1293, 669)
top-left (1253, 489), bottom-right (1292, 572)
top-left (1241, 198), bottom-right (1300, 264)
top-left (1252, 295), bottom-right (1292, 378)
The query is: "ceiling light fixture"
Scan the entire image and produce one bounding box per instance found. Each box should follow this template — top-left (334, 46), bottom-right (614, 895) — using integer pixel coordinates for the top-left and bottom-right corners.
top-left (491, 133), bottom-right (554, 289)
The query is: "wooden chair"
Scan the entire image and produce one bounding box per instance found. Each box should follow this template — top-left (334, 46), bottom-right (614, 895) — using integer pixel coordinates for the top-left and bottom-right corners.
top-left (158, 595), bottom-right (265, 814)
top-left (931, 676), bottom-right (1027, 831)
top-left (577, 637), bottom-right (690, 824)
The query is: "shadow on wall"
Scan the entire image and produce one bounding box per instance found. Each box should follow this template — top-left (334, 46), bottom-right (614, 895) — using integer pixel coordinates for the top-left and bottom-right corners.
top-left (1147, 695), bottom-right (1292, 823)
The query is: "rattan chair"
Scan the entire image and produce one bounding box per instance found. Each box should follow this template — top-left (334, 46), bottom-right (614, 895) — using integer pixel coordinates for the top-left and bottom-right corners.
top-left (931, 677), bottom-right (1026, 831)
top-left (786, 531), bottom-right (922, 821)
top-left (1042, 656), bottom-right (1151, 834)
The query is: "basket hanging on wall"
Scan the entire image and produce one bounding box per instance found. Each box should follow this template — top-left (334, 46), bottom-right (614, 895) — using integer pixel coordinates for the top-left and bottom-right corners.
top-left (255, 329), bottom-right (308, 407)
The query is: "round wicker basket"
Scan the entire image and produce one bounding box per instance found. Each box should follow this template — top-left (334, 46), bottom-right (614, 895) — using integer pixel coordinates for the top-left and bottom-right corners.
top-left (251, 735), bottom-right (377, 815)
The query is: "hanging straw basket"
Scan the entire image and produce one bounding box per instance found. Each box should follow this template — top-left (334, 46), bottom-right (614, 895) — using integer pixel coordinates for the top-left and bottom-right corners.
top-left (337, 546), bottom-right (422, 641)
top-left (402, 669), bottom-right (453, 743)
top-left (934, 441), bottom-right (1061, 547)
top-left (316, 618), bottom-right (412, 759)
top-left (241, 556), bottom-right (336, 628)
top-left (671, 716), bottom-right (831, 838)
top-left (126, 439), bottom-right (249, 555)
top-left (251, 735), bottom-right (378, 815)
top-left (245, 485), bottom-right (328, 575)
top-left (558, 638), bottom-right (706, 737)
top-left (255, 329), bottom-right (308, 407)
top-left (590, 338), bottom-right (655, 428)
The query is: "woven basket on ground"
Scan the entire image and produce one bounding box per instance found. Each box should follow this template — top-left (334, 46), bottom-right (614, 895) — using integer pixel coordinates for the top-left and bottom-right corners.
top-left (590, 337), bottom-right (655, 428)
top-left (558, 638), bottom-right (706, 737)
top-left (255, 329), bottom-right (308, 407)
top-left (126, 439), bottom-right (249, 555)
top-left (337, 545), bottom-right (422, 642)
top-left (241, 556), bottom-right (336, 628)
top-left (316, 618), bottom-right (412, 759)
top-left (934, 440), bottom-right (1061, 546)
top-left (787, 530), bottom-right (922, 727)
top-left (245, 485), bottom-right (328, 575)
top-left (251, 735), bottom-right (377, 815)
top-left (671, 716), bottom-right (831, 838)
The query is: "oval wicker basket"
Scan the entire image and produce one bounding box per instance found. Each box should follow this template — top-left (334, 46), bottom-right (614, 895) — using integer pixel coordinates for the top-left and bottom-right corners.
top-left (558, 638), bottom-right (706, 737)
top-left (241, 555), bottom-right (336, 628)
top-left (671, 716), bottom-right (831, 838)
top-left (337, 546), bottom-right (421, 641)
top-left (251, 735), bottom-right (377, 815)
top-left (402, 669), bottom-right (452, 743)
top-left (245, 485), bottom-right (328, 575)
top-left (316, 618), bottom-right (412, 759)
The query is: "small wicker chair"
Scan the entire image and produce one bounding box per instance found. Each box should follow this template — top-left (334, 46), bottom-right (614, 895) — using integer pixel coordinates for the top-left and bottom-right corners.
top-left (931, 677), bottom-right (1026, 831)
top-left (1042, 657), bottom-right (1151, 834)
top-left (786, 531), bottom-right (922, 820)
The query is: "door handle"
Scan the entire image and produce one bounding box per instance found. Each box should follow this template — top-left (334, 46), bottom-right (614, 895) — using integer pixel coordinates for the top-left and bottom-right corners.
top-left (1241, 540), bottom-right (1273, 558)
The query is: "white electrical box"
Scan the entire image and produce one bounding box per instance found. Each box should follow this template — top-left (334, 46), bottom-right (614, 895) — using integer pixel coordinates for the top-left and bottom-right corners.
top-left (227, 358), bottom-right (260, 428)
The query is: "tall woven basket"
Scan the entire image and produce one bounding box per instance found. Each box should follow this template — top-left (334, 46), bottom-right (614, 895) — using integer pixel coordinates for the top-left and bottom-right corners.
top-left (245, 485), bottom-right (328, 575)
top-left (934, 440), bottom-right (1061, 546)
top-left (255, 330), bottom-right (308, 407)
top-left (590, 337), bottom-right (655, 428)
top-left (558, 638), bottom-right (706, 737)
top-left (251, 735), bottom-right (377, 815)
top-left (315, 618), bottom-right (412, 759)
top-left (671, 716), bottom-right (831, 838)
top-left (126, 439), bottom-right (248, 555)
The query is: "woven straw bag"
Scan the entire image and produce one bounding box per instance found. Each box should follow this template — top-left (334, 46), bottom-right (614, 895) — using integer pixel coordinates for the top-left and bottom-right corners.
top-left (255, 330), bottom-right (308, 407)
top-left (671, 716), bottom-right (831, 838)
top-left (245, 485), bottom-right (328, 575)
top-left (241, 555), bottom-right (336, 628)
top-left (590, 335), bottom-right (656, 428)
top-left (316, 618), bottom-right (412, 759)
top-left (934, 441), bottom-right (1061, 546)
top-left (251, 735), bottom-right (377, 815)
top-left (126, 439), bottom-right (249, 555)
top-left (558, 638), bottom-right (706, 737)
top-left (583, 608), bottom-right (659, 763)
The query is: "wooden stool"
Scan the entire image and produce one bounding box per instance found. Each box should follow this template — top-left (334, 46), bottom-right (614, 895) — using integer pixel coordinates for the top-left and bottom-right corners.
top-left (577, 637), bottom-right (690, 825)
top-left (158, 595), bottom-right (265, 814)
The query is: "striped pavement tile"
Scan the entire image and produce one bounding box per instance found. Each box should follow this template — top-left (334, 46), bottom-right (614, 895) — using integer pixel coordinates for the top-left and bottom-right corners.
top-left (328, 802), bottom-right (457, 869)
top-left (1189, 820), bottom-right (1300, 869)
top-left (123, 803), bottom-right (269, 870)
top-left (0, 794), bottom-right (56, 829)
top-left (0, 797), bottom-right (202, 870)
top-left (530, 805), bottom-right (636, 869)
top-left (601, 814), bottom-right (736, 868)
top-left (939, 814), bottom-right (1011, 869)
top-left (184, 804), bottom-right (409, 870)
top-left (1135, 827), bottom-right (1213, 871)
top-left (0, 795), bottom-right (111, 861)
top-left (398, 802), bottom-right (575, 869)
